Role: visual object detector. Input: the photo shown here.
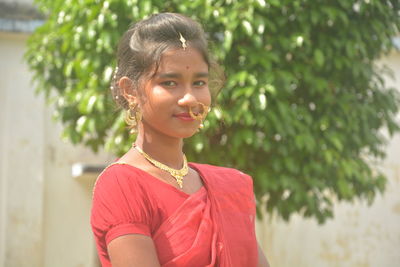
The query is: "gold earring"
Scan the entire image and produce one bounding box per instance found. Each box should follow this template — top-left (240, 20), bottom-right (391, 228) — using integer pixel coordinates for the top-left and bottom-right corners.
top-left (125, 102), bottom-right (141, 134)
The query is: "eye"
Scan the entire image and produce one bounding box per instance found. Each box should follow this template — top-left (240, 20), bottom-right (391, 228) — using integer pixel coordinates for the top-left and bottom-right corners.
top-left (193, 80), bottom-right (207, 87)
top-left (160, 81), bottom-right (177, 87)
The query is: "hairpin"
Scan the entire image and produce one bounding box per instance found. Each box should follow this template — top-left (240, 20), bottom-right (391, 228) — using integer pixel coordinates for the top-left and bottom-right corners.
top-left (110, 66), bottom-right (118, 91)
top-left (178, 32), bottom-right (187, 50)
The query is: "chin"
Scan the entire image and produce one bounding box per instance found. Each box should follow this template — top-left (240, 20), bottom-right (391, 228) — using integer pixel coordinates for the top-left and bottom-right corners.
top-left (182, 132), bottom-right (198, 139)
top-left (174, 130), bottom-right (199, 139)
top-left (163, 126), bottom-right (199, 139)
top-left (141, 121), bottom-right (199, 139)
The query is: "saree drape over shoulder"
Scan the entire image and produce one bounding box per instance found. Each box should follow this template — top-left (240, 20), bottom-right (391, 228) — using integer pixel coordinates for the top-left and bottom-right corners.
top-left (91, 163), bottom-right (258, 267)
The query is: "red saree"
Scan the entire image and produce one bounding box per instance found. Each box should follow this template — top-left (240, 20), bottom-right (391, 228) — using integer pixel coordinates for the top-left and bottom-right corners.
top-left (91, 162), bottom-right (258, 266)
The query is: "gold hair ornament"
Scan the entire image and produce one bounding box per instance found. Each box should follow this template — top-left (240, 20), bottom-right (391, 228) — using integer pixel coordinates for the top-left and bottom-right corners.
top-left (133, 143), bottom-right (188, 188)
top-left (178, 32), bottom-right (187, 50)
top-left (189, 102), bottom-right (210, 129)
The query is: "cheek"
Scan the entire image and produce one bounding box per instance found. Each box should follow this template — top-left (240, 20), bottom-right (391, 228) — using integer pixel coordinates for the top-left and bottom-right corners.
top-left (143, 87), bottom-right (172, 108)
top-left (151, 86), bottom-right (168, 97)
top-left (201, 89), bottom-right (212, 106)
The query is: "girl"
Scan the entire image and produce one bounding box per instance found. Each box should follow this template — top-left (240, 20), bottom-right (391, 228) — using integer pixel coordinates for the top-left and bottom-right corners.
top-left (91, 12), bottom-right (269, 267)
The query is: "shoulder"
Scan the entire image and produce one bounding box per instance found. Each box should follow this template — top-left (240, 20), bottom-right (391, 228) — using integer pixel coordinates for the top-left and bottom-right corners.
top-left (91, 163), bottom-right (157, 223)
top-left (93, 163), bottom-right (148, 197)
top-left (190, 162), bottom-right (253, 187)
top-left (192, 163), bottom-right (256, 212)
top-left (190, 162), bottom-right (251, 177)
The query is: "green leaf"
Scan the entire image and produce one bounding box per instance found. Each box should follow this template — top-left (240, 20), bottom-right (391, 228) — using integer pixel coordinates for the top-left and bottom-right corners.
top-left (241, 20), bottom-right (253, 36)
top-left (314, 49), bottom-right (325, 66)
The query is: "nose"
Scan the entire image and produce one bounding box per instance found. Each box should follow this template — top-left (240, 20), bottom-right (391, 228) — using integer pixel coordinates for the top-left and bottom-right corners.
top-left (177, 91), bottom-right (197, 107)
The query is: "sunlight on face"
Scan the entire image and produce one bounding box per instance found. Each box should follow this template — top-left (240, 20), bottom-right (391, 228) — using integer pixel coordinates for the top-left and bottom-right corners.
top-left (138, 47), bottom-right (211, 139)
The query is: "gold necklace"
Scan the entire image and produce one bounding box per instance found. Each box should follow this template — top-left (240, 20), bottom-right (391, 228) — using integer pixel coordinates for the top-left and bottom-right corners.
top-left (133, 144), bottom-right (188, 188)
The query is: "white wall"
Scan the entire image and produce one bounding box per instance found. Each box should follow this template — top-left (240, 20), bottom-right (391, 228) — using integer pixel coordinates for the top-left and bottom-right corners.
top-left (0, 31), bottom-right (112, 267)
top-left (0, 32), bottom-right (45, 267)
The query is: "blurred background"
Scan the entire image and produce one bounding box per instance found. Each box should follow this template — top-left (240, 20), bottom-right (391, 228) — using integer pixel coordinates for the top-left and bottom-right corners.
top-left (1, 0), bottom-right (399, 266)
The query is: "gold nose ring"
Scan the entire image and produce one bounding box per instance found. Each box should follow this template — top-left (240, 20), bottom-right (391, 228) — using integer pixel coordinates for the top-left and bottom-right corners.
top-left (189, 102), bottom-right (210, 121)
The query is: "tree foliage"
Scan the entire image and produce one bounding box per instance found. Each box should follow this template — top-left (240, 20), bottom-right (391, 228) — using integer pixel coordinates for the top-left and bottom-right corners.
top-left (26, 0), bottom-right (400, 223)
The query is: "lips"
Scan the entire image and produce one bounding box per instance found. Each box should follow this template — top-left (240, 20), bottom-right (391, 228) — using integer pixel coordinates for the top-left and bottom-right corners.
top-left (174, 112), bottom-right (195, 121)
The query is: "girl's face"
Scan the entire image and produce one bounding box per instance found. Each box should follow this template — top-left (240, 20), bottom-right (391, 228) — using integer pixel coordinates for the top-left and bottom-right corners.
top-left (138, 47), bottom-right (211, 139)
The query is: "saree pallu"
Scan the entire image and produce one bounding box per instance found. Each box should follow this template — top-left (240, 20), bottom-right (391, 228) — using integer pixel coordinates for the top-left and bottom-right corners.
top-left (154, 163), bottom-right (258, 266)
top-left (153, 187), bottom-right (218, 266)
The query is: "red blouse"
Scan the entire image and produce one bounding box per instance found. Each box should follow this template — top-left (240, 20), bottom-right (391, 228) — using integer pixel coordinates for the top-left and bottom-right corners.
top-left (91, 162), bottom-right (258, 266)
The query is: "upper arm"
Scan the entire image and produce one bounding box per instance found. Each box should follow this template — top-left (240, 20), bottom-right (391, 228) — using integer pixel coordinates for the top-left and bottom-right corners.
top-left (91, 166), bottom-right (156, 265)
top-left (108, 234), bottom-right (160, 267)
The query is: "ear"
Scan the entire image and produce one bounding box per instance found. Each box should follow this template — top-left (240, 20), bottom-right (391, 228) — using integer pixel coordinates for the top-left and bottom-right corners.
top-left (119, 76), bottom-right (137, 103)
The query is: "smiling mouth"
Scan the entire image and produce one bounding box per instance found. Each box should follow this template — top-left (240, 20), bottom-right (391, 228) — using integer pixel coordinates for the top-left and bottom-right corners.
top-left (174, 113), bottom-right (196, 121)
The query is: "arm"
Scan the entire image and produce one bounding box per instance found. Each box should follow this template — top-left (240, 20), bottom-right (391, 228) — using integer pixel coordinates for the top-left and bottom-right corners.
top-left (257, 242), bottom-right (270, 267)
top-left (108, 234), bottom-right (161, 267)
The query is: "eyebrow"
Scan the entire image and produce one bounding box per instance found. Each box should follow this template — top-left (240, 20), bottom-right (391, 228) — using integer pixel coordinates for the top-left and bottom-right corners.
top-left (157, 72), bottom-right (209, 79)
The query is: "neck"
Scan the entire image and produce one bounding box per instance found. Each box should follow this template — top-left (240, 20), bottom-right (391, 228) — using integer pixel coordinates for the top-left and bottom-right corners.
top-left (134, 125), bottom-right (185, 169)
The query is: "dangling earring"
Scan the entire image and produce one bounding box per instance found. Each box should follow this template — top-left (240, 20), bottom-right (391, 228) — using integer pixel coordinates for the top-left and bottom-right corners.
top-left (125, 101), bottom-right (142, 134)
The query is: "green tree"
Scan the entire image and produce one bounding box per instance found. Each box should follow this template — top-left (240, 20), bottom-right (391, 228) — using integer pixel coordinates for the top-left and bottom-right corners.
top-left (26, 0), bottom-right (400, 223)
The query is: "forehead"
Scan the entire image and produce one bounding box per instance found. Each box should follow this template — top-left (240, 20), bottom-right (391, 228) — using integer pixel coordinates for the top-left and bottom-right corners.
top-left (156, 47), bottom-right (209, 73)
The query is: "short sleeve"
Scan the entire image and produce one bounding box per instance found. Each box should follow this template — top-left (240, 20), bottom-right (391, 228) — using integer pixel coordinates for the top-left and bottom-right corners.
top-left (91, 165), bottom-right (153, 249)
